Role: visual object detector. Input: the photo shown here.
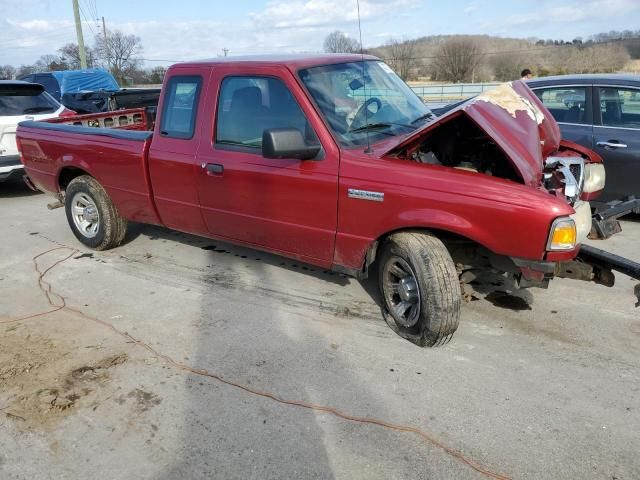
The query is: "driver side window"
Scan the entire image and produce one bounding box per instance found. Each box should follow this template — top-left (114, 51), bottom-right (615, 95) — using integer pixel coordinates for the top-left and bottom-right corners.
top-left (215, 76), bottom-right (319, 149)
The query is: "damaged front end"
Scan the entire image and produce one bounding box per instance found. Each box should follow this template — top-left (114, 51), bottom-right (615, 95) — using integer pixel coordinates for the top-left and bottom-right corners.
top-left (386, 81), bottom-right (639, 305)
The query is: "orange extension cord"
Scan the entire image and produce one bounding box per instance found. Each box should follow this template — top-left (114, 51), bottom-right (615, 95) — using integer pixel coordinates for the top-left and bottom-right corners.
top-left (2, 246), bottom-right (511, 480)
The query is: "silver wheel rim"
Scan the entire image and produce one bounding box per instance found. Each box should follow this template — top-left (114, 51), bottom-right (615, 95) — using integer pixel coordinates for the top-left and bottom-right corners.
top-left (382, 256), bottom-right (421, 328)
top-left (70, 192), bottom-right (100, 238)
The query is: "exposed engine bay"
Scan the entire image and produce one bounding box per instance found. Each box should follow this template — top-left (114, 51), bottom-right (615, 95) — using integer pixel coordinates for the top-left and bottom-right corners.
top-left (404, 114), bottom-right (524, 184)
top-left (401, 112), bottom-right (591, 206)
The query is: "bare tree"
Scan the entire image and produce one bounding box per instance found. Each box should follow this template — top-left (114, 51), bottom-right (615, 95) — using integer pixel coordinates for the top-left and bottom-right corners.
top-left (431, 38), bottom-right (482, 82)
top-left (566, 43), bottom-right (629, 73)
top-left (384, 38), bottom-right (417, 80)
top-left (58, 43), bottom-right (96, 69)
top-left (16, 65), bottom-right (38, 77)
top-left (95, 29), bottom-right (143, 84)
top-left (323, 30), bottom-right (360, 53)
top-left (148, 66), bottom-right (167, 84)
top-left (491, 53), bottom-right (529, 81)
top-left (0, 65), bottom-right (16, 80)
top-left (34, 54), bottom-right (67, 71)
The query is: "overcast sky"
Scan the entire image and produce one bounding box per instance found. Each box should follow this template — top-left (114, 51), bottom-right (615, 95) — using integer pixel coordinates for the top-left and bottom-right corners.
top-left (1, 0), bottom-right (639, 66)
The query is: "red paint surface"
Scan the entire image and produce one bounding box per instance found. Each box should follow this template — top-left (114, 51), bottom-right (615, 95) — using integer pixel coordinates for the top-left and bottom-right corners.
top-left (18, 56), bottom-right (593, 274)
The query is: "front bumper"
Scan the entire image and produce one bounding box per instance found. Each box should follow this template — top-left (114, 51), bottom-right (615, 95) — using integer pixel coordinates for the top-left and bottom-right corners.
top-left (511, 246), bottom-right (640, 307)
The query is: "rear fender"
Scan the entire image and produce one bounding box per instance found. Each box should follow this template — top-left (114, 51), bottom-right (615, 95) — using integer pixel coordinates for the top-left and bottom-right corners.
top-left (57, 165), bottom-right (94, 191)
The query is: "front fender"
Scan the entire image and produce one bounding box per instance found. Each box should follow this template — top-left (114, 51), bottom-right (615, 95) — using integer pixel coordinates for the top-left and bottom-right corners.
top-left (334, 159), bottom-right (576, 270)
top-left (334, 207), bottom-right (506, 270)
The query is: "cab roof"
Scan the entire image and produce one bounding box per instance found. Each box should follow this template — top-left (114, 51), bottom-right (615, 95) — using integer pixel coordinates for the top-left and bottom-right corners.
top-left (175, 53), bottom-right (379, 70)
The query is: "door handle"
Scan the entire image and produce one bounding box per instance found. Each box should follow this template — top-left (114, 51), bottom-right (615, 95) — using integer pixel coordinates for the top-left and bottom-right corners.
top-left (596, 141), bottom-right (628, 149)
top-left (205, 163), bottom-right (224, 175)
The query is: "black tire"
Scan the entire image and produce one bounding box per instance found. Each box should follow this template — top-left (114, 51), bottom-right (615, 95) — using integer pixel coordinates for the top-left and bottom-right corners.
top-left (378, 231), bottom-right (461, 347)
top-left (64, 175), bottom-right (127, 250)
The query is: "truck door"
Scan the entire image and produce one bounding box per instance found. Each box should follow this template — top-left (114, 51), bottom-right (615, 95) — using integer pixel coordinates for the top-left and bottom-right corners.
top-left (148, 67), bottom-right (212, 234)
top-left (593, 86), bottom-right (640, 202)
top-left (195, 66), bottom-right (340, 265)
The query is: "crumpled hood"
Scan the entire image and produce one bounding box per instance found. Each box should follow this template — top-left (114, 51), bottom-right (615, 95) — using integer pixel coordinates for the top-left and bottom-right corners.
top-left (385, 80), bottom-right (562, 187)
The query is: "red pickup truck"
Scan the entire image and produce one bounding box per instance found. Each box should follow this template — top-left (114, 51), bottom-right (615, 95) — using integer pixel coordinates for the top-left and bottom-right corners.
top-left (17, 54), bottom-right (640, 346)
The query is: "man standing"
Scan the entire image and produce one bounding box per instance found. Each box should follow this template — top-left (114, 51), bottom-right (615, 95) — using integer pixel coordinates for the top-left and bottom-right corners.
top-left (521, 69), bottom-right (533, 80)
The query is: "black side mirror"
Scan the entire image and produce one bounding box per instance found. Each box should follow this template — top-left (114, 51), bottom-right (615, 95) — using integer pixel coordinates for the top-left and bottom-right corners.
top-left (262, 128), bottom-right (322, 161)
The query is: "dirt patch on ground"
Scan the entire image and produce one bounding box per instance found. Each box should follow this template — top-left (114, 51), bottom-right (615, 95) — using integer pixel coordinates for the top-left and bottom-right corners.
top-left (1, 328), bottom-right (128, 428)
top-left (116, 388), bottom-right (162, 413)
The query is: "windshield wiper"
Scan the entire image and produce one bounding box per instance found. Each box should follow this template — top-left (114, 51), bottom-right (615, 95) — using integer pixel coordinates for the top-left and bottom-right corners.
top-left (349, 123), bottom-right (395, 135)
top-left (411, 112), bottom-right (435, 125)
top-left (349, 122), bottom-right (413, 135)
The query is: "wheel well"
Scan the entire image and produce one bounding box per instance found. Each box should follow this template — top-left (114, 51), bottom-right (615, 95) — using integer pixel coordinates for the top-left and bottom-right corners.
top-left (59, 167), bottom-right (90, 191)
top-left (363, 227), bottom-right (487, 277)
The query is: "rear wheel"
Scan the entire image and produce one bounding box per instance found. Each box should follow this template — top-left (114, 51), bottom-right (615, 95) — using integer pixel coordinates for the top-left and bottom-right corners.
top-left (378, 232), bottom-right (461, 347)
top-left (64, 175), bottom-right (127, 250)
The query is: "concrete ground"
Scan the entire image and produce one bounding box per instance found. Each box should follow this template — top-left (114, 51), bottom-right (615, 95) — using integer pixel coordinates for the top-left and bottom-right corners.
top-left (1, 178), bottom-right (639, 480)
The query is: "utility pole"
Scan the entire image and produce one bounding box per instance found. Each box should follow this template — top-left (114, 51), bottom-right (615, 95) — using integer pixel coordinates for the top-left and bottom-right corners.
top-left (222, 48), bottom-right (229, 57)
top-left (102, 16), bottom-right (109, 68)
top-left (72, 0), bottom-right (87, 68)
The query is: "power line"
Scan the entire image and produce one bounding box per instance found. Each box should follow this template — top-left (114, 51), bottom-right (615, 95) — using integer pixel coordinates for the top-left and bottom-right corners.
top-left (83, 0), bottom-right (99, 21)
top-left (78, 2), bottom-right (97, 38)
top-left (82, 0), bottom-right (100, 33)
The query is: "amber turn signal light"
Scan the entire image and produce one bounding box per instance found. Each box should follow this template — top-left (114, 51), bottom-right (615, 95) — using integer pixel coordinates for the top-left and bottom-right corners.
top-left (547, 218), bottom-right (577, 251)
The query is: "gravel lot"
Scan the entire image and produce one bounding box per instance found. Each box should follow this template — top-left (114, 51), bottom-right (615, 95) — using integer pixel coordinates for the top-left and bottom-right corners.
top-left (1, 179), bottom-right (639, 480)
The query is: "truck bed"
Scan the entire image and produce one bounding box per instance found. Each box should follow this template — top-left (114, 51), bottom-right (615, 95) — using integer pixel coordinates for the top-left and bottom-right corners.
top-left (17, 119), bottom-right (160, 225)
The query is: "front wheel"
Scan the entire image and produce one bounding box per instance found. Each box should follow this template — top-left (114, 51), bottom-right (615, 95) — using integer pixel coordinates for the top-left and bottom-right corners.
top-left (64, 175), bottom-right (127, 250)
top-left (378, 232), bottom-right (461, 347)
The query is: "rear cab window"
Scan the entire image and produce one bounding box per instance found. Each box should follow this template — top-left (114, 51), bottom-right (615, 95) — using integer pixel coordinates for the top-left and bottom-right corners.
top-left (159, 75), bottom-right (202, 139)
top-left (533, 86), bottom-right (590, 125)
top-left (0, 84), bottom-right (60, 116)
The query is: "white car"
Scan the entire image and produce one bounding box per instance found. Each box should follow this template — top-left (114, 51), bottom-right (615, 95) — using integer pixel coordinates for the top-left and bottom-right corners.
top-left (1, 80), bottom-right (73, 183)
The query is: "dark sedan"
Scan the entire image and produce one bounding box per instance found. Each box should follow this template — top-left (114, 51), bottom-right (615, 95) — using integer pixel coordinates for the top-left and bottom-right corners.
top-left (527, 74), bottom-right (640, 208)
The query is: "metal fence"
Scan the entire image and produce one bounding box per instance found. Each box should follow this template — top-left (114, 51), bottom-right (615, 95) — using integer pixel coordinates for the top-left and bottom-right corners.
top-left (410, 83), bottom-right (500, 105)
